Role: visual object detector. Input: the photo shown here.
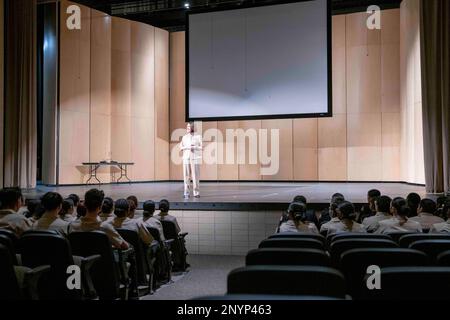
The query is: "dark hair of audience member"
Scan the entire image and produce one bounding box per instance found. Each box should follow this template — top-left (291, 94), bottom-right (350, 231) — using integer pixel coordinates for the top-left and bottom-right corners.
top-left (102, 197), bottom-right (114, 214)
top-left (26, 199), bottom-right (41, 219)
top-left (288, 202), bottom-right (307, 224)
top-left (375, 195), bottom-right (392, 213)
top-left (143, 200), bottom-right (156, 218)
top-left (293, 195), bottom-right (307, 205)
top-left (59, 198), bottom-right (74, 218)
top-left (84, 189), bottom-right (105, 212)
top-left (159, 199), bottom-right (170, 213)
top-left (406, 192), bottom-right (421, 216)
top-left (76, 203), bottom-right (87, 218)
top-left (127, 196), bottom-right (138, 208)
top-left (68, 194), bottom-right (80, 207)
top-left (419, 198), bottom-right (437, 214)
top-left (114, 199), bottom-right (130, 218)
top-left (368, 189), bottom-right (381, 199)
top-left (41, 192), bottom-right (63, 212)
top-left (0, 187), bottom-right (23, 210)
top-left (337, 201), bottom-right (356, 230)
top-left (391, 197), bottom-right (407, 215)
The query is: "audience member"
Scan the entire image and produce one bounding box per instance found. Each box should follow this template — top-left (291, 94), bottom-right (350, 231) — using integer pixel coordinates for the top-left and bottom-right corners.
top-left (357, 189), bottom-right (381, 223)
top-left (99, 197), bottom-right (114, 221)
top-left (0, 187), bottom-right (31, 236)
top-left (156, 199), bottom-right (181, 234)
top-left (406, 192), bottom-right (421, 217)
top-left (430, 201), bottom-right (450, 233)
top-left (127, 196), bottom-right (138, 219)
top-left (32, 192), bottom-right (69, 236)
top-left (327, 201), bottom-right (366, 235)
top-left (362, 195), bottom-right (392, 233)
top-left (409, 198), bottom-right (443, 230)
top-left (279, 202), bottom-right (318, 234)
top-left (319, 194), bottom-right (345, 233)
top-left (138, 200), bottom-right (165, 241)
top-left (59, 198), bottom-right (76, 222)
top-left (376, 197), bottom-right (422, 233)
top-left (68, 189), bottom-right (129, 249)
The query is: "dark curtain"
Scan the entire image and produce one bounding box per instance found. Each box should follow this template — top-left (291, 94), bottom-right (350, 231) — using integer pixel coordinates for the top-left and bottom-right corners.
top-left (4, 0), bottom-right (37, 188)
top-left (420, 0), bottom-right (450, 194)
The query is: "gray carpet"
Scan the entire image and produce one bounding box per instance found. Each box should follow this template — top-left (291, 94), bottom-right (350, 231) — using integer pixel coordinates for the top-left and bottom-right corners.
top-left (143, 255), bottom-right (245, 300)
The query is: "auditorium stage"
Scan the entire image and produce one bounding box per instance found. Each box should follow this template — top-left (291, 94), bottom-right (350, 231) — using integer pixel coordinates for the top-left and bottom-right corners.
top-left (24, 181), bottom-right (428, 211)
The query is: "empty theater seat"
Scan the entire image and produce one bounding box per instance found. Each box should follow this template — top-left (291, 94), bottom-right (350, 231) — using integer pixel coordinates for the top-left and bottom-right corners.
top-left (386, 231), bottom-right (418, 244)
top-left (227, 265), bottom-right (346, 298)
top-left (362, 267), bottom-right (450, 300)
top-left (399, 234), bottom-right (450, 248)
top-left (246, 248), bottom-right (330, 267)
top-left (437, 250), bottom-right (450, 266)
top-left (340, 248), bottom-right (429, 299)
top-left (268, 232), bottom-right (326, 244)
top-left (258, 238), bottom-right (323, 250)
top-left (409, 240), bottom-right (450, 261)
top-left (330, 239), bottom-right (398, 266)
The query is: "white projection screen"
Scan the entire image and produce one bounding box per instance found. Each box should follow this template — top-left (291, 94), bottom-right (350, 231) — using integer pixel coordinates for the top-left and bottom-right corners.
top-left (187, 0), bottom-right (332, 121)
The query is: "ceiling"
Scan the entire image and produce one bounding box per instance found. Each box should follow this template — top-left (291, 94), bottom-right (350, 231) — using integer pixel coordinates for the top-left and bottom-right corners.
top-left (71, 0), bottom-right (402, 31)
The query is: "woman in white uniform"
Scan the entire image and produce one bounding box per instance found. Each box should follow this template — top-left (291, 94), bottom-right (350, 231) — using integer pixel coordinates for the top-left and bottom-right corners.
top-left (180, 123), bottom-right (203, 198)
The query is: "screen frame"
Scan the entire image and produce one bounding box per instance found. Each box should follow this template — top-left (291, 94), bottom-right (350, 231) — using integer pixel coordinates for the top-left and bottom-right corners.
top-left (185, 0), bottom-right (333, 122)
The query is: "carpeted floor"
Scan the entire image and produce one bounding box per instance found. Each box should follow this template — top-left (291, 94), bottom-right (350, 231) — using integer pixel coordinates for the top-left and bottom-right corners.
top-left (143, 255), bottom-right (245, 300)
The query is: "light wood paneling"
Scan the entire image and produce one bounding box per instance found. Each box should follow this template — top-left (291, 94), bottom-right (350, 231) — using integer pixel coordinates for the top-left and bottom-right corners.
top-left (332, 15), bottom-right (347, 115)
top-left (169, 32), bottom-right (186, 132)
top-left (217, 121), bottom-right (239, 180)
top-left (293, 119), bottom-right (318, 180)
top-left (238, 121), bottom-right (262, 180)
top-left (200, 122), bottom-right (218, 180)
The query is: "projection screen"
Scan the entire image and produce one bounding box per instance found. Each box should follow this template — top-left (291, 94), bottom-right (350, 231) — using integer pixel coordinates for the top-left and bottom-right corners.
top-left (187, 0), bottom-right (332, 121)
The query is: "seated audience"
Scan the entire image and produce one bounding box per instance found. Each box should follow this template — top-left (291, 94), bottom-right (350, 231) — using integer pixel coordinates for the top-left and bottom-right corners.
top-left (127, 196), bottom-right (138, 219)
top-left (320, 193), bottom-right (345, 233)
top-left (68, 189), bottom-right (129, 249)
top-left (156, 199), bottom-right (181, 234)
top-left (23, 199), bottom-right (43, 221)
top-left (410, 198), bottom-right (444, 230)
top-left (59, 198), bottom-right (76, 222)
top-left (99, 197), bottom-right (114, 221)
top-left (279, 202), bottom-right (318, 234)
top-left (430, 201), bottom-right (450, 233)
top-left (436, 196), bottom-right (449, 220)
top-left (106, 199), bottom-right (153, 245)
top-left (357, 189), bottom-right (381, 223)
top-left (293, 195), bottom-right (319, 228)
top-left (362, 195), bottom-right (392, 233)
top-left (406, 192), bottom-right (421, 217)
top-left (138, 200), bottom-right (165, 241)
top-left (327, 201), bottom-right (366, 236)
top-left (376, 197), bottom-right (422, 234)
top-left (0, 187), bottom-right (31, 236)
top-left (76, 202), bottom-right (87, 219)
top-left (32, 192), bottom-right (69, 236)
top-left (68, 193), bottom-right (80, 211)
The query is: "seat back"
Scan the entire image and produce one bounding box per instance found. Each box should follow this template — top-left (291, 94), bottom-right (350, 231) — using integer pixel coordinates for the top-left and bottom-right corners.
top-left (160, 220), bottom-right (178, 240)
top-left (399, 234), bottom-right (450, 248)
top-left (0, 229), bottom-right (19, 247)
top-left (227, 265), bottom-right (346, 298)
top-left (437, 250), bottom-right (450, 266)
top-left (386, 231), bottom-right (417, 244)
top-left (68, 231), bottom-right (120, 300)
top-left (116, 228), bottom-right (147, 285)
top-left (409, 240), bottom-right (450, 261)
top-left (341, 248), bottom-right (429, 299)
top-left (0, 234), bottom-right (17, 265)
top-left (246, 248), bottom-right (330, 267)
top-left (258, 238), bottom-right (323, 250)
top-left (362, 267), bottom-right (450, 300)
top-left (330, 239), bottom-right (398, 266)
top-left (0, 244), bottom-right (21, 300)
top-left (19, 233), bottom-right (79, 300)
top-left (331, 233), bottom-right (391, 244)
top-left (147, 227), bottom-right (161, 242)
top-left (268, 233), bottom-right (325, 244)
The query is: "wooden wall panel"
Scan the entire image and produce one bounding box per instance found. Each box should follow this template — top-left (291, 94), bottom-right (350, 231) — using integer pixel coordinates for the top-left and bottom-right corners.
top-left (238, 121), bottom-right (262, 180)
top-left (200, 122), bottom-right (218, 180)
top-left (217, 121), bottom-right (239, 180)
top-left (155, 28), bottom-right (170, 180)
top-left (332, 15), bottom-right (347, 115)
top-left (293, 119), bottom-right (318, 180)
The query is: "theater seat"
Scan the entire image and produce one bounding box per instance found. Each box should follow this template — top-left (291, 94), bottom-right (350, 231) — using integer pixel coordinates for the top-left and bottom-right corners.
top-left (409, 240), bottom-right (450, 261)
top-left (269, 232), bottom-right (326, 244)
top-left (160, 220), bottom-right (189, 272)
top-left (399, 234), bottom-right (450, 248)
top-left (330, 239), bottom-right (398, 266)
top-left (340, 248), bottom-right (429, 299)
top-left (386, 231), bottom-right (417, 244)
top-left (437, 250), bottom-right (450, 266)
top-left (258, 238), bottom-right (323, 250)
top-left (146, 226), bottom-right (173, 284)
top-left (227, 265), bottom-right (346, 298)
top-left (327, 233), bottom-right (392, 248)
top-left (362, 267), bottom-right (450, 300)
top-left (246, 248), bottom-right (330, 267)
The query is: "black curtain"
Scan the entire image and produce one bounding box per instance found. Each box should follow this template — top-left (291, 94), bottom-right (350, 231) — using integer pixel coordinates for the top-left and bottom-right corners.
top-left (420, 0), bottom-right (450, 194)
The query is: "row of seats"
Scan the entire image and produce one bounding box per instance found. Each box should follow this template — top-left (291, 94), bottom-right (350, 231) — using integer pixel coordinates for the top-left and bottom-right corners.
top-left (0, 219), bottom-right (186, 300)
top-left (223, 232), bottom-right (450, 300)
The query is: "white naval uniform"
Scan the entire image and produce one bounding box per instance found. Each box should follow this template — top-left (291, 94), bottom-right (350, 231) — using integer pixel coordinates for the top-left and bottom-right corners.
top-left (430, 220), bottom-right (450, 233)
top-left (180, 133), bottom-right (203, 197)
top-left (409, 213), bottom-right (445, 230)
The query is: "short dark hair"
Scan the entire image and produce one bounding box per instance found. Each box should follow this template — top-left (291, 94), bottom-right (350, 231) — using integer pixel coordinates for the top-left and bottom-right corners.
top-left (288, 202), bottom-right (307, 222)
top-left (26, 199), bottom-right (41, 219)
top-left (127, 196), bottom-right (138, 211)
top-left (293, 195), bottom-right (307, 205)
top-left (368, 189), bottom-right (381, 198)
top-left (60, 198), bottom-right (74, 217)
top-left (114, 199), bottom-right (130, 218)
top-left (84, 189), bottom-right (105, 212)
top-left (159, 199), bottom-right (170, 213)
top-left (102, 197), bottom-right (114, 214)
top-left (143, 200), bottom-right (156, 217)
top-left (68, 194), bottom-right (80, 206)
top-left (338, 201), bottom-right (356, 219)
top-left (376, 195), bottom-right (392, 213)
top-left (331, 193), bottom-right (345, 204)
top-left (391, 197), bottom-right (407, 213)
top-left (41, 192), bottom-right (63, 211)
top-left (76, 203), bottom-right (87, 218)
top-left (0, 187), bottom-right (23, 209)
top-left (407, 193), bottom-right (421, 206)
top-left (397, 205), bottom-right (411, 217)
top-left (420, 198), bottom-right (437, 214)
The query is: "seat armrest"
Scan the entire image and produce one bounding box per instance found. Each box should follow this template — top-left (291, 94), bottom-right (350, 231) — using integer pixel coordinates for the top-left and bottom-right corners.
top-left (179, 232), bottom-right (188, 239)
top-left (24, 265), bottom-right (51, 300)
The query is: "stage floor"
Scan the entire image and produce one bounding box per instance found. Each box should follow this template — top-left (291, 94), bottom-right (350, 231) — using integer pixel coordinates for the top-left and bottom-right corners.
top-left (23, 182), bottom-right (428, 211)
